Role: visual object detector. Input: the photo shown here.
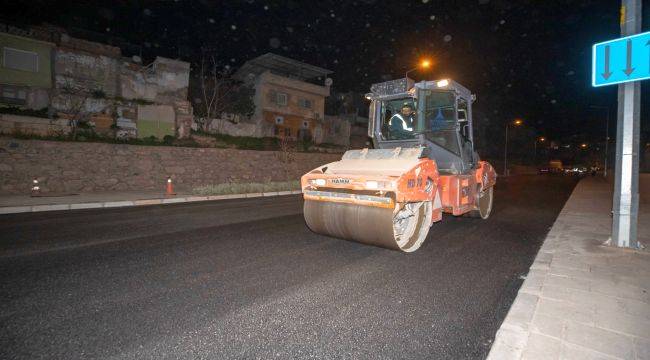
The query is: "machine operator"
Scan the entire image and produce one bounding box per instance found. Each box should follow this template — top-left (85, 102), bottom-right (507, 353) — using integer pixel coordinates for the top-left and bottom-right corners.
top-left (388, 103), bottom-right (415, 136)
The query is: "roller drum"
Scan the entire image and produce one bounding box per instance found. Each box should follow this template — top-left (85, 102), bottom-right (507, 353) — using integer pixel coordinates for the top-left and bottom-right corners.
top-left (303, 200), bottom-right (432, 252)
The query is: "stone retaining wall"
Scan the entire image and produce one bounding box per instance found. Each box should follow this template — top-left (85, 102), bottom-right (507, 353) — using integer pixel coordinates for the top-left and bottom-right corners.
top-left (0, 137), bottom-right (340, 194)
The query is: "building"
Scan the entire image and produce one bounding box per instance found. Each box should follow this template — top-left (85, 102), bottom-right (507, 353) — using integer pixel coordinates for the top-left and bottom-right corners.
top-left (0, 31), bottom-right (54, 110)
top-left (233, 53), bottom-right (332, 142)
top-left (0, 24), bottom-right (192, 139)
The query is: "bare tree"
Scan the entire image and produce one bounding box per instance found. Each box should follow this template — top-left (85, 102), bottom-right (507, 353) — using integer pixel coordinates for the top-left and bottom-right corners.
top-left (59, 80), bottom-right (90, 140)
top-left (195, 50), bottom-right (256, 134)
top-left (277, 136), bottom-right (297, 181)
top-left (199, 54), bottom-right (219, 132)
top-left (198, 54), bottom-right (238, 133)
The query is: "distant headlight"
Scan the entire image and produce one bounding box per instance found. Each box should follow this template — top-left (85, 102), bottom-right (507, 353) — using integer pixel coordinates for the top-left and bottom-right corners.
top-left (365, 180), bottom-right (378, 189)
top-left (312, 179), bottom-right (326, 186)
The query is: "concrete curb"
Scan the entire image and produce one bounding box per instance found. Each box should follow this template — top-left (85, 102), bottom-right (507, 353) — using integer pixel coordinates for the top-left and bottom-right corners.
top-left (0, 190), bottom-right (303, 215)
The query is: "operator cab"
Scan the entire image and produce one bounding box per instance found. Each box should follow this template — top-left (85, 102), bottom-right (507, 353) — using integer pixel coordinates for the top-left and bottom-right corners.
top-left (367, 78), bottom-right (478, 175)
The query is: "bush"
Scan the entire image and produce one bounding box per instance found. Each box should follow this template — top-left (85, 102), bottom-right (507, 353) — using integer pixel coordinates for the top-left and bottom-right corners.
top-left (140, 136), bottom-right (159, 145)
top-left (163, 135), bottom-right (175, 145)
top-left (298, 139), bottom-right (313, 152)
top-left (192, 180), bottom-right (300, 196)
top-left (193, 130), bottom-right (280, 151)
top-left (91, 89), bottom-right (106, 99)
top-left (0, 106), bottom-right (52, 119)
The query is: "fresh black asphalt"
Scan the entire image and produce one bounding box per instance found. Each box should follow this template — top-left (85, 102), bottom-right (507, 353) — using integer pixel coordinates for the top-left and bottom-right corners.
top-left (0, 175), bottom-right (578, 359)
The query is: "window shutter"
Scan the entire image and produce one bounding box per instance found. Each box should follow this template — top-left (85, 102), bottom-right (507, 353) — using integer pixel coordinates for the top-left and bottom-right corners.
top-left (3, 47), bottom-right (39, 72)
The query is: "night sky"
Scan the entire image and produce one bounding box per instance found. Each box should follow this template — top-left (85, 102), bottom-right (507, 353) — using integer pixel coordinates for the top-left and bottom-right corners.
top-left (4, 0), bottom-right (649, 152)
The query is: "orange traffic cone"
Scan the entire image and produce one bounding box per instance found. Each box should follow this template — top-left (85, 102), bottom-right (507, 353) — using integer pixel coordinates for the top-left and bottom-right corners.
top-left (31, 178), bottom-right (41, 197)
top-left (166, 177), bottom-right (176, 196)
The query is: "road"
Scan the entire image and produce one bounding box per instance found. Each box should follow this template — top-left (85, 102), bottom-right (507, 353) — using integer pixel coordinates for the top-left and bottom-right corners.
top-left (0, 175), bottom-right (578, 360)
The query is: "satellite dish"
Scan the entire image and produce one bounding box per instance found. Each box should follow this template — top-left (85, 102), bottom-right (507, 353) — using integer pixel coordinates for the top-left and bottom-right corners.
top-left (325, 78), bottom-right (333, 86)
top-left (132, 55), bottom-right (142, 63)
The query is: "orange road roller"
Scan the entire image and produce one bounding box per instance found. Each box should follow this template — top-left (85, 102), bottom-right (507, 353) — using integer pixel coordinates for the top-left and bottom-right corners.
top-left (301, 78), bottom-right (497, 252)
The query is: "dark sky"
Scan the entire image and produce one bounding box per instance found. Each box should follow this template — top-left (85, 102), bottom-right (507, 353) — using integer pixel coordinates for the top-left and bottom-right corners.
top-left (3, 0), bottom-right (648, 145)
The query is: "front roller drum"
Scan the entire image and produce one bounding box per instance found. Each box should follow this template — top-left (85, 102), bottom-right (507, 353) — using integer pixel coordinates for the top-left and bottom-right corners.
top-left (304, 200), bottom-right (432, 252)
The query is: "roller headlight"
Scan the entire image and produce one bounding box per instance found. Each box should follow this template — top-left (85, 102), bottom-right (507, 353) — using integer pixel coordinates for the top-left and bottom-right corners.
top-left (365, 181), bottom-right (379, 189)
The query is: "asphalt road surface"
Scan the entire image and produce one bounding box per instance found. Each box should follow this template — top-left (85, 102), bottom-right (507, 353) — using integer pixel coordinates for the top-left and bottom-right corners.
top-left (0, 175), bottom-right (578, 360)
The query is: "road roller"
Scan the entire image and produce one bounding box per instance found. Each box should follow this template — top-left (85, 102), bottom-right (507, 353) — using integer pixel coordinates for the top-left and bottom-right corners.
top-left (301, 78), bottom-right (497, 252)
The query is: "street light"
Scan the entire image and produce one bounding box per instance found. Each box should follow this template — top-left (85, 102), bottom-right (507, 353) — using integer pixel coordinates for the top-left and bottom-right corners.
top-left (534, 136), bottom-right (546, 164)
top-left (504, 118), bottom-right (523, 176)
top-left (580, 143), bottom-right (588, 149)
top-left (405, 58), bottom-right (432, 79)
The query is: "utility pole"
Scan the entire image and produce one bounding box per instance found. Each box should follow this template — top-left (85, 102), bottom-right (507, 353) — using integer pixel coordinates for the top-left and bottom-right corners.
top-left (604, 107), bottom-right (610, 178)
top-left (504, 124), bottom-right (509, 176)
top-left (612, 0), bottom-right (641, 248)
top-left (503, 119), bottom-right (522, 176)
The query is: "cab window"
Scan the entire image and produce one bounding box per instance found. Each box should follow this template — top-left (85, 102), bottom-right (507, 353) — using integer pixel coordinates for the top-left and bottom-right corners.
top-left (379, 97), bottom-right (418, 141)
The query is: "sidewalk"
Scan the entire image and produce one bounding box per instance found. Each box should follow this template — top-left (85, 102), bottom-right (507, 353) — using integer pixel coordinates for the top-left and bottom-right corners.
top-left (488, 175), bottom-right (650, 360)
top-left (0, 189), bottom-right (302, 214)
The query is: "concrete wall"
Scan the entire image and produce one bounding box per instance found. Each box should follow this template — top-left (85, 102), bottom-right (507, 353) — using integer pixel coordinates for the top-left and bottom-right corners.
top-left (54, 47), bottom-right (120, 98)
top-left (120, 57), bottom-right (190, 104)
top-left (322, 115), bottom-right (351, 147)
top-left (0, 137), bottom-right (340, 194)
top-left (136, 104), bottom-right (175, 139)
top-left (208, 119), bottom-right (258, 137)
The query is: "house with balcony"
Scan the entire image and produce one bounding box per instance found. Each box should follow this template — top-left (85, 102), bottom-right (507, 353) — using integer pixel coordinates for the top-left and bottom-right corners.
top-left (233, 53), bottom-right (332, 142)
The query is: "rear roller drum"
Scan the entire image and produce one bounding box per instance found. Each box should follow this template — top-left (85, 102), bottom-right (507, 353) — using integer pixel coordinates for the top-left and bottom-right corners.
top-left (304, 200), bottom-right (432, 252)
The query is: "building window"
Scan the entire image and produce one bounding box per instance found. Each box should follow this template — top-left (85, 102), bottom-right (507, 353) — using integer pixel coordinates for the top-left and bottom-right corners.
top-left (276, 92), bottom-right (288, 106)
top-left (275, 116), bottom-right (284, 125)
top-left (284, 127), bottom-right (291, 137)
top-left (3, 47), bottom-right (39, 73)
top-left (302, 120), bottom-right (310, 128)
top-left (0, 84), bottom-right (28, 105)
top-left (274, 126), bottom-right (280, 136)
top-left (299, 98), bottom-right (312, 109)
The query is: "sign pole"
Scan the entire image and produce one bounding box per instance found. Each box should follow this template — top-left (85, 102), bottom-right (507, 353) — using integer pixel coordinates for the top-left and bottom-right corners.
top-left (504, 124), bottom-right (508, 176)
top-left (612, 0), bottom-right (641, 248)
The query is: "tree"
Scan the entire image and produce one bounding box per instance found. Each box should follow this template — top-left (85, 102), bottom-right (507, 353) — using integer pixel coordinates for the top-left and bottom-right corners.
top-left (59, 80), bottom-right (91, 140)
top-left (195, 51), bottom-right (255, 133)
top-left (277, 136), bottom-right (296, 181)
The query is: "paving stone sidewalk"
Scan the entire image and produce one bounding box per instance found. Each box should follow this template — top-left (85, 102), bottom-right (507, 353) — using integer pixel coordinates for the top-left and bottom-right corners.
top-left (488, 175), bottom-right (650, 360)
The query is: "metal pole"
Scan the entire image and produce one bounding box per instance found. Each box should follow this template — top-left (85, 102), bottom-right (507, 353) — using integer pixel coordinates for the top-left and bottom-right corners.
top-left (405, 67), bottom-right (417, 80)
top-left (604, 107), bottom-right (609, 177)
top-left (612, 0), bottom-right (641, 248)
top-left (504, 124), bottom-right (508, 176)
top-left (534, 140), bottom-right (537, 164)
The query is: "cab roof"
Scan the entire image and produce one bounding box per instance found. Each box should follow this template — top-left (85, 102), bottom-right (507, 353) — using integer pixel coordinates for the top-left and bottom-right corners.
top-left (369, 78), bottom-right (473, 100)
